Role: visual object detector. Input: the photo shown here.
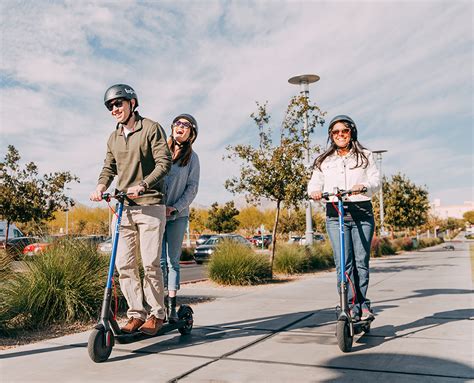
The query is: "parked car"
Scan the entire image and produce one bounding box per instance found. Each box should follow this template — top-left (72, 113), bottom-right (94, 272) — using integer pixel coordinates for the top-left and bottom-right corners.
top-left (23, 240), bottom-right (53, 256)
top-left (300, 233), bottom-right (326, 245)
top-left (253, 234), bottom-right (272, 248)
top-left (194, 234), bottom-right (251, 264)
top-left (0, 221), bottom-right (24, 242)
top-left (288, 234), bottom-right (326, 245)
top-left (196, 234), bottom-right (213, 246)
top-left (97, 237), bottom-right (113, 254)
top-left (0, 236), bottom-right (41, 259)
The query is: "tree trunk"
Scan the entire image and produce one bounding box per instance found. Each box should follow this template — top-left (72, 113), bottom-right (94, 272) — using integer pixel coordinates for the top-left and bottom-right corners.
top-left (5, 220), bottom-right (11, 245)
top-left (270, 200), bottom-right (281, 278)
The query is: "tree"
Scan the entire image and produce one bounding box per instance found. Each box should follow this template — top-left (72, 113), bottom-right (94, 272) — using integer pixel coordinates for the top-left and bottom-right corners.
top-left (206, 201), bottom-right (240, 233)
top-left (236, 206), bottom-right (265, 236)
top-left (463, 210), bottom-right (474, 225)
top-left (0, 145), bottom-right (79, 242)
top-left (225, 98), bottom-right (325, 275)
top-left (189, 207), bottom-right (209, 234)
top-left (372, 173), bottom-right (429, 235)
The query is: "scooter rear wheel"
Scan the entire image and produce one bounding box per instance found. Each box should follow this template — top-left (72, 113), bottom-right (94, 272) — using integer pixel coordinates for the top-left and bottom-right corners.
top-left (178, 306), bottom-right (194, 335)
top-left (336, 319), bottom-right (353, 352)
top-left (88, 328), bottom-right (113, 363)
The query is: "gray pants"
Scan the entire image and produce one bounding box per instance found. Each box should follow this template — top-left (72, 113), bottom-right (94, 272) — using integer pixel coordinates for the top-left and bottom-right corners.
top-left (114, 205), bottom-right (166, 320)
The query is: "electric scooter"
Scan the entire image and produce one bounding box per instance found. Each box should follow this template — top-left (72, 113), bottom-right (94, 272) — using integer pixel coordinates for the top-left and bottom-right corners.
top-left (87, 192), bottom-right (194, 363)
top-left (322, 187), bottom-right (374, 352)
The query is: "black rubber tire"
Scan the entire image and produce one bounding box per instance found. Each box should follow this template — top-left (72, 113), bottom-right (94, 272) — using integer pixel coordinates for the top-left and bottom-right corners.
top-left (336, 320), bottom-right (353, 352)
top-left (87, 329), bottom-right (113, 363)
top-left (178, 306), bottom-right (194, 335)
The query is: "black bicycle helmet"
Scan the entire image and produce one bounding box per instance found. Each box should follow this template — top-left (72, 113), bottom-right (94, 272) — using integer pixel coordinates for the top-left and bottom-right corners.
top-left (328, 114), bottom-right (358, 141)
top-left (172, 113), bottom-right (198, 143)
top-left (104, 84), bottom-right (139, 109)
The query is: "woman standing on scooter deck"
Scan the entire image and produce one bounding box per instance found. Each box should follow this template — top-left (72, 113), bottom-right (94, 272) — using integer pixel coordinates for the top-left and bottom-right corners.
top-left (161, 114), bottom-right (200, 322)
top-left (308, 115), bottom-right (380, 321)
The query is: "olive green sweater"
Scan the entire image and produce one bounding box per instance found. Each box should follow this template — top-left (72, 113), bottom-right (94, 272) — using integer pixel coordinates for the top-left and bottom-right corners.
top-left (98, 113), bottom-right (172, 206)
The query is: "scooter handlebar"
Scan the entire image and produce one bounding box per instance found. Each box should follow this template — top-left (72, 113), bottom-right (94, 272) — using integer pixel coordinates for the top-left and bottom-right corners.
top-left (101, 191), bottom-right (143, 202)
top-left (322, 187), bottom-right (367, 200)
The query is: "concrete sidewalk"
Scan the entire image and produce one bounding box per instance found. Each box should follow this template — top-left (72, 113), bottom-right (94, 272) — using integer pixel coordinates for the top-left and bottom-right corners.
top-left (1, 242), bottom-right (473, 382)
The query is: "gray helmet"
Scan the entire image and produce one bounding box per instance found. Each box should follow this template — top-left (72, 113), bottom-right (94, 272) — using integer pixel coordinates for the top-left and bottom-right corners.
top-left (104, 84), bottom-right (139, 109)
top-left (328, 114), bottom-right (358, 141)
top-left (172, 113), bottom-right (198, 143)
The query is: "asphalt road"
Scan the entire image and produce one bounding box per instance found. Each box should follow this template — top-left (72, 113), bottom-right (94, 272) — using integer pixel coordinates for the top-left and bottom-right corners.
top-left (180, 262), bottom-right (207, 283)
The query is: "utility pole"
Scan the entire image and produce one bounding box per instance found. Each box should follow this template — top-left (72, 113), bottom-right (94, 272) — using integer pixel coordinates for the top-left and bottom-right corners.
top-left (288, 74), bottom-right (320, 245)
top-left (373, 150), bottom-right (387, 236)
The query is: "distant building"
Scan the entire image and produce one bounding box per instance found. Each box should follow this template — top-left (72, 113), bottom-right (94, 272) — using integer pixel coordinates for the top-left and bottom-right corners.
top-left (430, 199), bottom-right (473, 219)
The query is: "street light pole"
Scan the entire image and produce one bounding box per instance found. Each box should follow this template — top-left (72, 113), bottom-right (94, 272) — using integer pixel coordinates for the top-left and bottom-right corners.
top-left (373, 150), bottom-right (387, 236)
top-left (288, 74), bottom-right (320, 246)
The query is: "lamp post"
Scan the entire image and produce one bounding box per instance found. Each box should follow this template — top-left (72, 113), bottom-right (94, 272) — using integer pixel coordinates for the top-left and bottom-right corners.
top-left (288, 74), bottom-right (320, 246)
top-left (373, 150), bottom-right (387, 236)
top-left (65, 187), bottom-right (71, 235)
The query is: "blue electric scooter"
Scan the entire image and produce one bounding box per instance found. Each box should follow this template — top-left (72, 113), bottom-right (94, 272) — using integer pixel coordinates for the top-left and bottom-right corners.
top-left (322, 187), bottom-right (374, 352)
top-left (87, 192), bottom-right (194, 363)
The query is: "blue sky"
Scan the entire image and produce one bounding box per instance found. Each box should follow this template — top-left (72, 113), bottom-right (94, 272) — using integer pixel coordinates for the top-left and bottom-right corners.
top-left (1, 0), bottom-right (472, 208)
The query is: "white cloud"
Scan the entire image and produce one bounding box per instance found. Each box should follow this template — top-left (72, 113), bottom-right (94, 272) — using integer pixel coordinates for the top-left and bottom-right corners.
top-left (1, 0), bottom-right (472, 209)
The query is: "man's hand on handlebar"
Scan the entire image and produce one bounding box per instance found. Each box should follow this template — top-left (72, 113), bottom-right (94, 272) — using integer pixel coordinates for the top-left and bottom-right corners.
top-left (127, 185), bottom-right (146, 199)
top-left (90, 184), bottom-right (107, 202)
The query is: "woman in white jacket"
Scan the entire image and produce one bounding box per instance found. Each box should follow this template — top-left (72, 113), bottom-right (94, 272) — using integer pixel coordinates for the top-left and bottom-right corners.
top-left (308, 115), bottom-right (380, 321)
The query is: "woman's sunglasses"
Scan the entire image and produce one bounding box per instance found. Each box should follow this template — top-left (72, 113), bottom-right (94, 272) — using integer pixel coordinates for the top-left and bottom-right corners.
top-left (106, 99), bottom-right (126, 111)
top-left (173, 120), bottom-right (193, 129)
top-left (331, 128), bottom-right (351, 136)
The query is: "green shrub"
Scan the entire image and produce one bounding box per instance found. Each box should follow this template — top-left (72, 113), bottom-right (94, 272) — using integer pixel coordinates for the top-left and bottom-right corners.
top-left (274, 245), bottom-right (310, 274)
top-left (418, 237), bottom-right (443, 248)
top-left (371, 237), bottom-right (396, 257)
top-left (308, 242), bottom-right (334, 269)
top-left (274, 242), bottom-right (334, 274)
top-left (0, 240), bottom-right (109, 331)
top-left (392, 237), bottom-right (414, 251)
top-left (208, 240), bottom-right (271, 285)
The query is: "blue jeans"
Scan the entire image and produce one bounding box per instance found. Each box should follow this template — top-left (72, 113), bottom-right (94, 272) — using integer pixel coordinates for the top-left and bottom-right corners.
top-left (326, 216), bottom-right (374, 315)
top-left (160, 216), bottom-right (188, 291)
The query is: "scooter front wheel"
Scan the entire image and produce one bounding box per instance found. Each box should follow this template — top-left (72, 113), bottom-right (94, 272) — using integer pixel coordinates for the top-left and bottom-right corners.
top-left (178, 305), bottom-right (194, 335)
top-left (88, 328), bottom-right (114, 363)
top-left (336, 319), bottom-right (353, 352)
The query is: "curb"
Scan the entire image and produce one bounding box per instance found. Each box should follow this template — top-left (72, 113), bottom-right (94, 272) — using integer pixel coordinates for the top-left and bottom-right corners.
top-left (179, 260), bottom-right (196, 265)
top-left (181, 278), bottom-right (208, 285)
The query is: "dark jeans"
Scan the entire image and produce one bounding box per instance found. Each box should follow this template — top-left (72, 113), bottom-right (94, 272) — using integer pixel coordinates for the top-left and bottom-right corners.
top-left (326, 216), bottom-right (375, 315)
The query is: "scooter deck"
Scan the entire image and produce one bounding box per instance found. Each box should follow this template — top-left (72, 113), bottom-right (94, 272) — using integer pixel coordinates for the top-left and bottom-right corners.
top-left (352, 316), bottom-right (374, 335)
top-left (115, 319), bottom-right (187, 344)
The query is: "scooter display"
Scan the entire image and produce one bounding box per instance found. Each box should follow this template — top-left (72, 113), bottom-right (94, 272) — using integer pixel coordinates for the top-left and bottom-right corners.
top-left (87, 192), bottom-right (194, 363)
top-left (322, 187), bottom-right (374, 352)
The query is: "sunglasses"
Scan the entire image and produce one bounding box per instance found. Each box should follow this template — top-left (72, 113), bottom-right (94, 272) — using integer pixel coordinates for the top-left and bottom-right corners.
top-left (106, 99), bottom-right (126, 111)
top-left (331, 128), bottom-right (351, 136)
top-left (173, 120), bottom-right (193, 129)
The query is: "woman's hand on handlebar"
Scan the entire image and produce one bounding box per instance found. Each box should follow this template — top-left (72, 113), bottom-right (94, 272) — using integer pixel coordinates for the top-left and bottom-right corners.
top-left (351, 184), bottom-right (367, 194)
top-left (310, 191), bottom-right (323, 201)
top-left (90, 185), bottom-right (106, 202)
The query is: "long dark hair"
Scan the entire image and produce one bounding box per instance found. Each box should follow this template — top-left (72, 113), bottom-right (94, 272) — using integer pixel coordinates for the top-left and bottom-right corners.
top-left (313, 121), bottom-right (369, 171)
top-left (167, 130), bottom-right (196, 167)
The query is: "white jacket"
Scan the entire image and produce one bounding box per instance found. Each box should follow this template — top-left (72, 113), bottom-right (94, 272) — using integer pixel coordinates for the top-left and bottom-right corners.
top-left (307, 149), bottom-right (381, 202)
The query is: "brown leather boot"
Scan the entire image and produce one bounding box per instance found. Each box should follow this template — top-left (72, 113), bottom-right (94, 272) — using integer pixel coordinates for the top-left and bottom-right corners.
top-left (121, 317), bottom-right (145, 333)
top-left (139, 315), bottom-right (164, 336)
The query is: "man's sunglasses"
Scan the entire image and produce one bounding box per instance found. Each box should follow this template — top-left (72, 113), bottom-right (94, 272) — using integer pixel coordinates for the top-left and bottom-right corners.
top-left (106, 99), bottom-right (126, 111)
top-left (173, 120), bottom-right (193, 129)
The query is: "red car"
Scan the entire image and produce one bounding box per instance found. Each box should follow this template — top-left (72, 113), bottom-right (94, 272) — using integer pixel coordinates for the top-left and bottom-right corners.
top-left (23, 240), bottom-right (52, 256)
